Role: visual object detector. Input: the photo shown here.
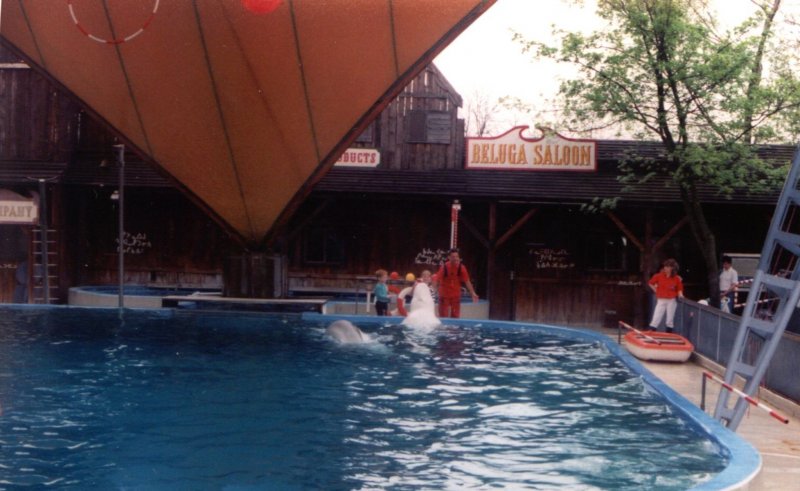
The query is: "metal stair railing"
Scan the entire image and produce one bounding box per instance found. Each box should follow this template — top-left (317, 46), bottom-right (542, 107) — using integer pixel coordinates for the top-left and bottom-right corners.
top-left (713, 145), bottom-right (800, 431)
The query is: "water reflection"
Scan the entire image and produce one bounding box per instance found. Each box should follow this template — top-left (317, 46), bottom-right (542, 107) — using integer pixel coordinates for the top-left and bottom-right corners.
top-left (0, 307), bottom-right (724, 490)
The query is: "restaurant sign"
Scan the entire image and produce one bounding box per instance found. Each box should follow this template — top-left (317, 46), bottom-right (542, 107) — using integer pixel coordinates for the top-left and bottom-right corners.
top-left (466, 126), bottom-right (596, 171)
top-left (334, 148), bottom-right (380, 168)
top-left (0, 189), bottom-right (38, 225)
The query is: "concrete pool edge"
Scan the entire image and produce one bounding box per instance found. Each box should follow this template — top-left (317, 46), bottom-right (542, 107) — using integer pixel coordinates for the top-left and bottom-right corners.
top-left (304, 313), bottom-right (761, 491)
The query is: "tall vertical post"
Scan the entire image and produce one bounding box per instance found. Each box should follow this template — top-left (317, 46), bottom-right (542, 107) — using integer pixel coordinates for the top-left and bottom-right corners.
top-left (115, 144), bottom-right (126, 309)
top-left (450, 200), bottom-right (461, 249)
top-left (38, 178), bottom-right (50, 304)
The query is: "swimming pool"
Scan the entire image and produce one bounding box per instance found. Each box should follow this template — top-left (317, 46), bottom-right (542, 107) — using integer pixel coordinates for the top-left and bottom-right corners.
top-left (0, 306), bottom-right (757, 489)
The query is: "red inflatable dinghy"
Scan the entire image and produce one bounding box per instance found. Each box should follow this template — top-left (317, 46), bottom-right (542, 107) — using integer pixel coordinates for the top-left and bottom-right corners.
top-left (624, 330), bottom-right (694, 362)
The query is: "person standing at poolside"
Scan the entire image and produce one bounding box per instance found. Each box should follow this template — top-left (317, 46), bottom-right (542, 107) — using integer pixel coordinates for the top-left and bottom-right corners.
top-left (719, 255), bottom-right (739, 313)
top-left (648, 258), bottom-right (684, 332)
top-left (373, 269), bottom-right (390, 316)
top-left (433, 248), bottom-right (478, 318)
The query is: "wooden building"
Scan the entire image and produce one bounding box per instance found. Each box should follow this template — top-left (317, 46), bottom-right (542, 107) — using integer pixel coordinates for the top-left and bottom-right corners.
top-left (1, 41), bottom-right (794, 327)
top-left (0, 43), bottom-right (231, 303)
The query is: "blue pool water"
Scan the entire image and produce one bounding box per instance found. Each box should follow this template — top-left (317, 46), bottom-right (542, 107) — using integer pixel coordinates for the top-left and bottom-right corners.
top-left (0, 306), bottom-right (750, 490)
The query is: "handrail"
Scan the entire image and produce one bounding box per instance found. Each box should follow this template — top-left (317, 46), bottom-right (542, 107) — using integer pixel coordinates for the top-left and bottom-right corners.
top-left (702, 371), bottom-right (789, 425)
top-left (618, 321), bottom-right (663, 345)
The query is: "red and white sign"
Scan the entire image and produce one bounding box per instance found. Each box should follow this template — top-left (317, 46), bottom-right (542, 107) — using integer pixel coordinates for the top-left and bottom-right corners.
top-left (334, 148), bottom-right (380, 168)
top-left (466, 126), bottom-right (597, 172)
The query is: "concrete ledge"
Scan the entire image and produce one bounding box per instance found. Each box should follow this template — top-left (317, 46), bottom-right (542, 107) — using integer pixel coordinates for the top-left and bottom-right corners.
top-left (161, 295), bottom-right (328, 313)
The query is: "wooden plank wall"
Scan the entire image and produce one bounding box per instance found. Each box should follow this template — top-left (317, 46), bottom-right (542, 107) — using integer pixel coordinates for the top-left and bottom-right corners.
top-left (513, 277), bottom-right (640, 328)
top-left (0, 267), bottom-right (16, 302)
top-left (64, 188), bottom-right (227, 289)
top-left (376, 65), bottom-right (462, 170)
top-left (0, 60), bottom-right (78, 161)
top-left (287, 197), bottom-right (476, 282)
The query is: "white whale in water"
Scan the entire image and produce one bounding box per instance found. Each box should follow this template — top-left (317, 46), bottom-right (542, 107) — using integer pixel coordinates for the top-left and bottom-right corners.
top-left (326, 320), bottom-right (369, 344)
top-left (401, 282), bottom-right (441, 332)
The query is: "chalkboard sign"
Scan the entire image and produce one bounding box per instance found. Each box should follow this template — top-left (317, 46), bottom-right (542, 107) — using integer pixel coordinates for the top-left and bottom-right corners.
top-left (414, 247), bottom-right (448, 266)
top-left (531, 248), bottom-right (575, 269)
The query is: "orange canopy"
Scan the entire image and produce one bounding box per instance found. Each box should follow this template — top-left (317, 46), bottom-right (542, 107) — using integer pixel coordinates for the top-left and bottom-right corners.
top-left (0, 0), bottom-right (494, 245)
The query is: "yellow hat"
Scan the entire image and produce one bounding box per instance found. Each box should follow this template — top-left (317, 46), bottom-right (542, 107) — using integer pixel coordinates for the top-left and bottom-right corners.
top-left (405, 273), bottom-right (416, 282)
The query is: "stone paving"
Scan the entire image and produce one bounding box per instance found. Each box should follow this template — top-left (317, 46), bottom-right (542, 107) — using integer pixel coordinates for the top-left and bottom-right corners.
top-left (634, 349), bottom-right (800, 490)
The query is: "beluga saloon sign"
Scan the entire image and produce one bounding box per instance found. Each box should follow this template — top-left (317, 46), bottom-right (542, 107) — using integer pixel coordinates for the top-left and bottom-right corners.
top-left (466, 126), bottom-right (597, 172)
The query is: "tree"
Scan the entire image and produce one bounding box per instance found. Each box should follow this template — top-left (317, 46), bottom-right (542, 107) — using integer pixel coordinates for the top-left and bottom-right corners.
top-left (463, 89), bottom-right (501, 136)
top-left (517, 0), bottom-right (800, 305)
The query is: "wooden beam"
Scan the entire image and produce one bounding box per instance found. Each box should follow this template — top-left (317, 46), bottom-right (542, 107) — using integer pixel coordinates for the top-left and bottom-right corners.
top-left (653, 215), bottom-right (689, 251)
top-left (285, 199), bottom-right (330, 243)
top-left (495, 208), bottom-right (538, 249)
top-left (489, 202), bottom-right (497, 242)
top-left (606, 211), bottom-right (644, 251)
top-left (487, 202), bottom-right (497, 313)
top-left (459, 212), bottom-right (490, 249)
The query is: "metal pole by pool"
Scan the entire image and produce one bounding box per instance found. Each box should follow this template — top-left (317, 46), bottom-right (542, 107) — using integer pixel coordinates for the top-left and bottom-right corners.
top-left (115, 144), bottom-right (125, 309)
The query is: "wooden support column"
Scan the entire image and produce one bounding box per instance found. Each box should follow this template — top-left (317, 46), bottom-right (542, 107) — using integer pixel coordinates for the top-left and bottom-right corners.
top-left (606, 210), bottom-right (688, 325)
top-left (487, 202), bottom-right (497, 302)
top-left (223, 252), bottom-right (287, 298)
top-left (457, 203), bottom-right (538, 320)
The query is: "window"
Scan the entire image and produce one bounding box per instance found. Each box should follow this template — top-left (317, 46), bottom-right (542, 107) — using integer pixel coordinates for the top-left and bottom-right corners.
top-left (304, 227), bottom-right (344, 265)
top-left (355, 122), bottom-right (374, 143)
top-left (0, 225), bottom-right (28, 262)
top-left (585, 234), bottom-right (628, 271)
top-left (407, 110), bottom-right (451, 144)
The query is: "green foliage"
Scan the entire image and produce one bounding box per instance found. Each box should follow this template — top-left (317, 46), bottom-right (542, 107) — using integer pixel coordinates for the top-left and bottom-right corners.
top-left (516, 0), bottom-right (800, 296)
top-left (581, 197), bottom-right (621, 213)
top-left (518, 0), bottom-right (800, 197)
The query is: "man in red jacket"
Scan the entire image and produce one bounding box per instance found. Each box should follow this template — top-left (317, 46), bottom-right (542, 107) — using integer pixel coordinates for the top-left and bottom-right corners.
top-left (433, 248), bottom-right (479, 318)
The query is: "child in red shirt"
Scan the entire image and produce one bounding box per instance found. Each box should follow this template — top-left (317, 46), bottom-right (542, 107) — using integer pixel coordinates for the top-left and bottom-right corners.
top-left (648, 258), bottom-right (684, 332)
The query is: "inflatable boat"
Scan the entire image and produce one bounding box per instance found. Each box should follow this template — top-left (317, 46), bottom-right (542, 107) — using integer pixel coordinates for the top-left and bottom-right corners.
top-left (623, 330), bottom-right (694, 362)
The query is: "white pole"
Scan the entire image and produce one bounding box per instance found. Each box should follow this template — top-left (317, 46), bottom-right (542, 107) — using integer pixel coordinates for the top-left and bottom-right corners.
top-left (450, 200), bottom-right (461, 249)
top-left (115, 144), bottom-right (125, 309)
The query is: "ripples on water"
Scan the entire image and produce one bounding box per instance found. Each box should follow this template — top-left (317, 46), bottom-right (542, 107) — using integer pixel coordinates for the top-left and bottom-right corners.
top-left (0, 307), bottom-right (724, 490)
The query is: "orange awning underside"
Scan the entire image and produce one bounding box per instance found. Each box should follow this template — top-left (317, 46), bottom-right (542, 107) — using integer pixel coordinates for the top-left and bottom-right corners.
top-left (0, 0), bottom-right (495, 245)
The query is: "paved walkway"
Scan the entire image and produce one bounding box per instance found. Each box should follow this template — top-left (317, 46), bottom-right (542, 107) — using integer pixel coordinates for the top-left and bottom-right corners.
top-left (637, 352), bottom-right (800, 490)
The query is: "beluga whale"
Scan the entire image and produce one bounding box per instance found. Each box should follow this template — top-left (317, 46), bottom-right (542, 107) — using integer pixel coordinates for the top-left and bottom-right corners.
top-left (401, 281), bottom-right (441, 332)
top-left (326, 319), bottom-right (369, 344)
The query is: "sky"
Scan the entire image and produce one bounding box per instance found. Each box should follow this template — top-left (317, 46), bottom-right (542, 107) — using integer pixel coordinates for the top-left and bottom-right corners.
top-left (434, 0), bottom-right (798, 137)
top-left (435, 0), bottom-right (600, 134)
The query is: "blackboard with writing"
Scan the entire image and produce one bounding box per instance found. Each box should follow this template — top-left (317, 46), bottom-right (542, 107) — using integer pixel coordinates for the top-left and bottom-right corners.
top-left (531, 248), bottom-right (576, 270)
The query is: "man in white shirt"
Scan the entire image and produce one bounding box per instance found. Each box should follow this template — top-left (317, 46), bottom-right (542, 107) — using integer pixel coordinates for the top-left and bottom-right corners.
top-left (719, 255), bottom-right (739, 313)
